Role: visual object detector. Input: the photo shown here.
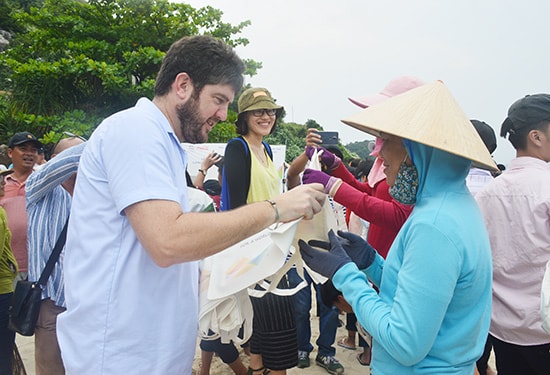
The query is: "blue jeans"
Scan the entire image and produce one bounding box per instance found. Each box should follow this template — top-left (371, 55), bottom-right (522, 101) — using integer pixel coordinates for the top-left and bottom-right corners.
top-left (288, 268), bottom-right (338, 357)
top-left (346, 312), bottom-right (369, 347)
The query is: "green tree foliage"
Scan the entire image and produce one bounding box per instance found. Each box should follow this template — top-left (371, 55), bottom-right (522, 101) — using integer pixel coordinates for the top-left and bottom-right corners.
top-left (206, 117), bottom-right (238, 144)
top-left (345, 139), bottom-right (375, 159)
top-left (0, 0), bottom-right (255, 144)
top-left (0, 0), bottom-right (360, 163)
top-left (305, 118), bottom-right (322, 129)
top-left (266, 122), bottom-right (308, 162)
top-left (0, 0), bottom-right (38, 34)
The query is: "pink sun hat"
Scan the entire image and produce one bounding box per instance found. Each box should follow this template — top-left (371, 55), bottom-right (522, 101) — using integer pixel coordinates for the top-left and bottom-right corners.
top-left (348, 75), bottom-right (425, 157)
top-left (348, 75), bottom-right (425, 109)
top-left (348, 75), bottom-right (425, 187)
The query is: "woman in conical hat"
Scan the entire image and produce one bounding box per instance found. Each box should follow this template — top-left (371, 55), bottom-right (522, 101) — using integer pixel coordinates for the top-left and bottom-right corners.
top-left (313, 75), bottom-right (423, 258)
top-left (303, 76), bottom-right (423, 365)
top-left (299, 81), bottom-right (496, 374)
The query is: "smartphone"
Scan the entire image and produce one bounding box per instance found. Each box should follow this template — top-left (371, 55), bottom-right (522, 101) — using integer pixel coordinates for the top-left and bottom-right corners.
top-left (318, 131), bottom-right (339, 147)
top-left (214, 155), bottom-right (224, 168)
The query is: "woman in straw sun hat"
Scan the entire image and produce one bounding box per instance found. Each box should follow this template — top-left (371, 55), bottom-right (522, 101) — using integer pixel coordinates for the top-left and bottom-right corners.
top-left (299, 80), bottom-right (496, 374)
top-left (219, 87), bottom-right (297, 375)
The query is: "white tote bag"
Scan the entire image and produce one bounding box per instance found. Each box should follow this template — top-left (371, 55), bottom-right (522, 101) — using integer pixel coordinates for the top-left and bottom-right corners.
top-left (207, 219), bottom-right (305, 300)
top-left (292, 149), bottom-right (339, 245)
top-left (199, 256), bottom-right (253, 344)
top-left (188, 187), bottom-right (252, 344)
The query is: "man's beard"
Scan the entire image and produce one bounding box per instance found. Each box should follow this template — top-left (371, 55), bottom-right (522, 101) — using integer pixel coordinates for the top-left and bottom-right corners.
top-left (176, 95), bottom-right (208, 143)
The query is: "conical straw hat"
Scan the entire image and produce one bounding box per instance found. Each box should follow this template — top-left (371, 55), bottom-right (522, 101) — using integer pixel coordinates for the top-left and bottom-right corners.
top-left (341, 81), bottom-right (498, 171)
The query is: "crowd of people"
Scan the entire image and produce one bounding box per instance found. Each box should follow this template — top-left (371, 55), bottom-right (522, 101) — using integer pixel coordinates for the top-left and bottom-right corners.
top-left (0, 35), bottom-right (549, 375)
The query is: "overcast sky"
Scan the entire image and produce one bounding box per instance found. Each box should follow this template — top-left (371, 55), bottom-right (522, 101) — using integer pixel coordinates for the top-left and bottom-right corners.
top-left (183, 0), bottom-right (549, 166)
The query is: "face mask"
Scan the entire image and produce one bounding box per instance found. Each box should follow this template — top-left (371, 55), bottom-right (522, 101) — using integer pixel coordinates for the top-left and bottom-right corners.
top-left (389, 155), bottom-right (418, 205)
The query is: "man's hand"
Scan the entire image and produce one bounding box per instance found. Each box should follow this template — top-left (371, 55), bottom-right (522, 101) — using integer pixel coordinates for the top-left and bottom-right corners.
top-left (299, 230), bottom-right (352, 278)
top-left (273, 183), bottom-right (326, 222)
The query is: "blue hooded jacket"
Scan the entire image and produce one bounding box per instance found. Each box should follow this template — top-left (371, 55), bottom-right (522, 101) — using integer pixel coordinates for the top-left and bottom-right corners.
top-left (333, 140), bottom-right (492, 374)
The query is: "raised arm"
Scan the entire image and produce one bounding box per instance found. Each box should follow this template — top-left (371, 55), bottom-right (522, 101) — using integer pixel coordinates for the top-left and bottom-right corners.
top-left (286, 128), bottom-right (321, 190)
top-left (26, 142), bottom-right (86, 206)
top-left (193, 151), bottom-right (222, 189)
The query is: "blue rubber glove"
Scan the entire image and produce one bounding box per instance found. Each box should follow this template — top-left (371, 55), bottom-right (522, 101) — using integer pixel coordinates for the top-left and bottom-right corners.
top-left (299, 230), bottom-right (352, 279)
top-left (309, 230), bottom-right (377, 270)
top-left (305, 146), bottom-right (342, 171)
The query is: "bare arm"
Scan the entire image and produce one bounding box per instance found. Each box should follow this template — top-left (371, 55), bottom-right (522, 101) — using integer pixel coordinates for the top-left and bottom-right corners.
top-left (125, 183), bottom-right (326, 267)
top-left (193, 151), bottom-right (222, 189)
top-left (287, 128), bottom-right (322, 190)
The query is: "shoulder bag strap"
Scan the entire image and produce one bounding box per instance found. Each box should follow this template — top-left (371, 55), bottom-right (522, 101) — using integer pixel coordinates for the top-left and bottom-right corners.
top-left (37, 218), bottom-right (69, 287)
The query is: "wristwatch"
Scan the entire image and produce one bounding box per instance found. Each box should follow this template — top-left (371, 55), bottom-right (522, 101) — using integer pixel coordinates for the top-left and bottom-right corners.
top-left (198, 169), bottom-right (207, 176)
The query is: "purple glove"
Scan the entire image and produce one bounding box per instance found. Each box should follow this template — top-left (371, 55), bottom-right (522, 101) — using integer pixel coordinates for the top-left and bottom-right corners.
top-left (302, 168), bottom-right (341, 195)
top-left (305, 146), bottom-right (341, 171)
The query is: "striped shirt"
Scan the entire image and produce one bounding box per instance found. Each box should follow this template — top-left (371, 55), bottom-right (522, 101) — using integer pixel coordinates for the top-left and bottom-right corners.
top-left (26, 143), bottom-right (85, 307)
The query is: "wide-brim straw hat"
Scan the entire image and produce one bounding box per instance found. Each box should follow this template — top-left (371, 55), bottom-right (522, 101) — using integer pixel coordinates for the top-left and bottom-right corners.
top-left (341, 80), bottom-right (498, 171)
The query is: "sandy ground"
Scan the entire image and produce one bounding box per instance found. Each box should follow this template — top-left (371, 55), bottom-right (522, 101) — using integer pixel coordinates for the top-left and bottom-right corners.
top-left (15, 311), bottom-right (494, 375)
top-left (15, 312), bottom-right (372, 375)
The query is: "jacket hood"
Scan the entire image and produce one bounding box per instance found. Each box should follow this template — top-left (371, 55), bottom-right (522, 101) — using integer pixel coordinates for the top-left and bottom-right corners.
top-left (407, 140), bottom-right (471, 202)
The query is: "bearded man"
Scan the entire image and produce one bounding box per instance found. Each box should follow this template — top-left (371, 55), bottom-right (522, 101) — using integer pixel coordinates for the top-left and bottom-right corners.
top-left (57, 35), bottom-right (325, 375)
